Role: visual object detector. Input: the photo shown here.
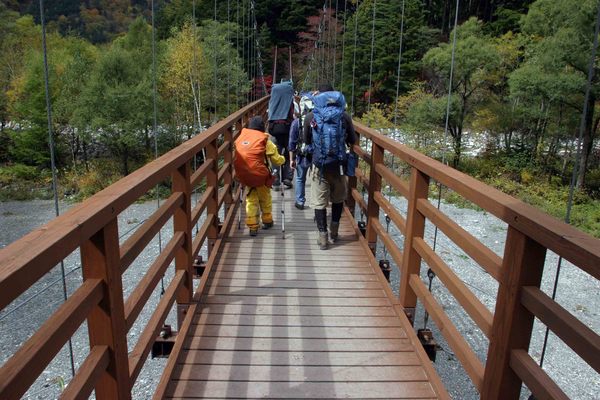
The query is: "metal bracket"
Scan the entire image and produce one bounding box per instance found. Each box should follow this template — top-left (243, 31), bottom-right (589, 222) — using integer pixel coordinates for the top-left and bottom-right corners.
top-left (404, 307), bottom-right (416, 325)
top-left (151, 324), bottom-right (178, 358)
top-left (379, 259), bottom-right (391, 282)
top-left (417, 328), bottom-right (437, 362)
top-left (358, 221), bottom-right (367, 237)
top-left (193, 255), bottom-right (206, 278)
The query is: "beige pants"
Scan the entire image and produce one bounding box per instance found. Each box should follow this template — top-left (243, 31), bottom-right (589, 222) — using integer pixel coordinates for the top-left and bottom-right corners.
top-left (310, 167), bottom-right (348, 210)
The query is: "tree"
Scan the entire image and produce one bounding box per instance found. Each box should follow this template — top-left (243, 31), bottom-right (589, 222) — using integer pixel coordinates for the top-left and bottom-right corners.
top-left (423, 17), bottom-right (501, 167)
top-left (512, 0), bottom-right (600, 188)
top-left (75, 17), bottom-right (155, 175)
top-left (340, 0), bottom-right (436, 114)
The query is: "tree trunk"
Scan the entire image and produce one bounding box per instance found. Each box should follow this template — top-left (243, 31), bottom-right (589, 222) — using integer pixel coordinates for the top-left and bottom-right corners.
top-left (576, 92), bottom-right (595, 188)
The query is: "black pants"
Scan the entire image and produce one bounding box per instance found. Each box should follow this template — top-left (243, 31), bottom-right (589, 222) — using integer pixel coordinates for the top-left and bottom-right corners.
top-left (269, 122), bottom-right (292, 183)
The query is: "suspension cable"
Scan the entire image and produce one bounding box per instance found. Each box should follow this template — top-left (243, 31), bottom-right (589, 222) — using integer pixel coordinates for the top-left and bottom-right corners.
top-left (236, 0), bottom-right (240, 106)
top-left (303, 1), bottom-right (328, 91)
top-left (38, 0), bottom-right (76, 378)
top-left (227, 0), bottom-right (231, 114)
top-left (538, 0), bottom-right (600, 370)
top-left (150, 0), bottom-right (165, 297)
top-left (339, 0), bottom-right (348, 90)
top-left (333, 0), bottom-right (339, 85)
top-left (425, 0), bottom-right (461, 331)
top-left (350, 0), bottom-right (359, 115)
top-left (382, 0), bottom-right (406, 262)
top-left (213, 0), bottom-right (218, 119)
top-left (250, 0), bottom-right (267, 96)
top-left (366, 0), bottom-right (377, 112)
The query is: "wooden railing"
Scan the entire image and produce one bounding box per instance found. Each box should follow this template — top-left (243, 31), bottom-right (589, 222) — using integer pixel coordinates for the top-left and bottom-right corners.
top-left (348, 121), bottom-right (600, 400)
top-left (0, 97), bottom-right (269, 400)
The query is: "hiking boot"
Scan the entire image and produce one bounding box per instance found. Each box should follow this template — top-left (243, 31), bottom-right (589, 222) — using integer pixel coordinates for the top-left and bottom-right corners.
top-left (262, 222), bottom-right (273, 229)
top-left (249, 229), bottom-right (258, 236)
top-left (329, 222), bottom-right (340, 242)
top-left (283, 179), bottom-right (293, 189)
top-left (294, 202), bottom-right (304, 210)
top-left (317, 232), bottom-right (328, 250)
top-left (272, 183), bottom-right (281, 190)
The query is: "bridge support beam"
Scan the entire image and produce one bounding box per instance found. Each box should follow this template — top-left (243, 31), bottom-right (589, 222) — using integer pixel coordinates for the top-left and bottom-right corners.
top-left (482, 227), bottom-right (546, 399)
top-left (366, 142), bottom-right (384, 254)
top-left (399, 168), bottom-right (430, 314)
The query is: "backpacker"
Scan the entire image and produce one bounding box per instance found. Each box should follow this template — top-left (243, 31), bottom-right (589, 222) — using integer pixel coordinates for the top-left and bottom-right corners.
top-left (310, 91), bottom-right (347, 171)
top-left (234, 128), bottom-right (274, 187)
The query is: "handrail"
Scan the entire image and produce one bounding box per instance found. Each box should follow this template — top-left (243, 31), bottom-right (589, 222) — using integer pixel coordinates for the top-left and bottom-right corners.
top-left (0, 96), bottom-right (270, 400)
top-left (348, 120), bottom-right (600, 399)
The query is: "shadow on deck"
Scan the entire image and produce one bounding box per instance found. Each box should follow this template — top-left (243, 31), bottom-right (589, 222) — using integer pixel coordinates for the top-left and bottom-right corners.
top-left (164, 187), bottom-right (445, 399)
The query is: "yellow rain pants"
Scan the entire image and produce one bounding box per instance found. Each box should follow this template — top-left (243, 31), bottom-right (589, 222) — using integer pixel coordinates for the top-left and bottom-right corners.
top-left (245, 185), bottom-right (273, 230)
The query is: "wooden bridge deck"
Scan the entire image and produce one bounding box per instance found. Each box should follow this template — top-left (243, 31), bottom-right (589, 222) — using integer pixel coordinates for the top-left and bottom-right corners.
top-left (164, 188), bottom-right (443, 399)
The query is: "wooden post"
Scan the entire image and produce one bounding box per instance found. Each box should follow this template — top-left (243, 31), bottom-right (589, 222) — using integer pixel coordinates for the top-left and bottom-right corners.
top-left (81, 219), bottom-right (131, 400)
top-left (399, 167), bottom-right (430, 318)
top-left (206, 138), bottom-right (220, 256)
top-left (482, 226), bottom-right (546, 399)
top-left (365, 142), bottom-right (384, 253)
top-left (346, 134), bottom-right (358, 217)
top-left (224, 126), bottom-right (234, 209)
top-left (172, 161), bottom-right (193, 314)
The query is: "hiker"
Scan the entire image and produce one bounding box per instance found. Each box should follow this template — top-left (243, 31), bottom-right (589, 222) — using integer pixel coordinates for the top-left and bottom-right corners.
top-left (303, 83), bottom-right (357, 250)
top-left (234, 116), bottom-right (285, 236)
top-left (288, 95), bottom-right (314, 210)
top-left (267, 81), bottom-right (295, 189)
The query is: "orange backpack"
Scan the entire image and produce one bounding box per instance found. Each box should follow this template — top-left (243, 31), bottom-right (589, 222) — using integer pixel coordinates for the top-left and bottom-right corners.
top-left (234, 128), bottom-right (274, 187)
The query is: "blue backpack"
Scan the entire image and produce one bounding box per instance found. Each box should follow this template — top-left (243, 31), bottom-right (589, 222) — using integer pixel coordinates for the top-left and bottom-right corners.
top-left (310, 91), bottom-right (347, 171)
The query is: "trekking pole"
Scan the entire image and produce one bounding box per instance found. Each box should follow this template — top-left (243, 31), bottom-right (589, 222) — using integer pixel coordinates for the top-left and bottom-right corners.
top-left (238, 185), bottom-right (244, 230)
top-left (280, 166), bottom-right (285, 239)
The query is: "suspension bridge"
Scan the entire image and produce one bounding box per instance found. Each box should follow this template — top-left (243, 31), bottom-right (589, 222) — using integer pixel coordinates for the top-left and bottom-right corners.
top-left (1, 0), bottom-right (600, 399)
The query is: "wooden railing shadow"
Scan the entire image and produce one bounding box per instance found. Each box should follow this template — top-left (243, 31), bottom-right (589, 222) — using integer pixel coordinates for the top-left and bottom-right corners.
top-left (0, 97), bottom-right (269, 400)
top-left (347, 121), bottom-right (600, 399)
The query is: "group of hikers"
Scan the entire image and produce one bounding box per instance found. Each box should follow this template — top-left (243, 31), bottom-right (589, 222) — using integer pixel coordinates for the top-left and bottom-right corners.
top-left (233, 82), bottom-right (357, 250)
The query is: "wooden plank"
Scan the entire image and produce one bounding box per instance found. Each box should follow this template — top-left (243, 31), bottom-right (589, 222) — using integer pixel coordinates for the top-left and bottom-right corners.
top-left (192, 313), bottom-right (402, 327)
top-left (509, 349), bottom-right (569, 400)
top-left (207, 287), bottom-right (386, 298)
top-left (521, 286), bottom-right (600, 373)
top-left (410, 274), bottom-right (484, 391)
top-left (166, 381), bottom-right (436, 399)
top-left (189, 325), bottom-right (407, 339)
top-left (173, 364), bottom-right (427, 382)
top-left (119, 192), bottom-right (182, 272)
top-left (184, 337), bottom-right (412, 352)
top-left (414, 238), bottom-right (493, 338)
top-left (220, 243), bottom-right (366, 255)
top-left (209, 278), bottom-right (382, 290)
top-left (214, 264), bottom-right (372, 273)
top-left (178, 350), bottom-right (420, 366)
top-left (125, 232), bottom-right (184, 330)
top-left (192, 214), bottom-right (214, 258)
top-left (200, 295), bottom-right (391, 307)
top-left (375, 162), bottom-right (410, 199)
top-left (129, 270), bottom-right (185, 382)
top-left (210, 270), bottom-right (378, 281)
top-left (374, 191), bottom-right (407, 235)
top-left (353, 143), bottom-right (372, 165)
top-left (417, 198), bottom-right (502, 281)
top-left (190, 159), bottom-right (213, 188)
top-left (0, 279), bottom-right (103, 400)
top-left (191, 187), bottom-right (213, 227)
top-left (352, 188), bottom-right (368, 215)
top-left (195, 304), bottom-right (397, 316)
top-left (59, 345), bottom-right (109, 400)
